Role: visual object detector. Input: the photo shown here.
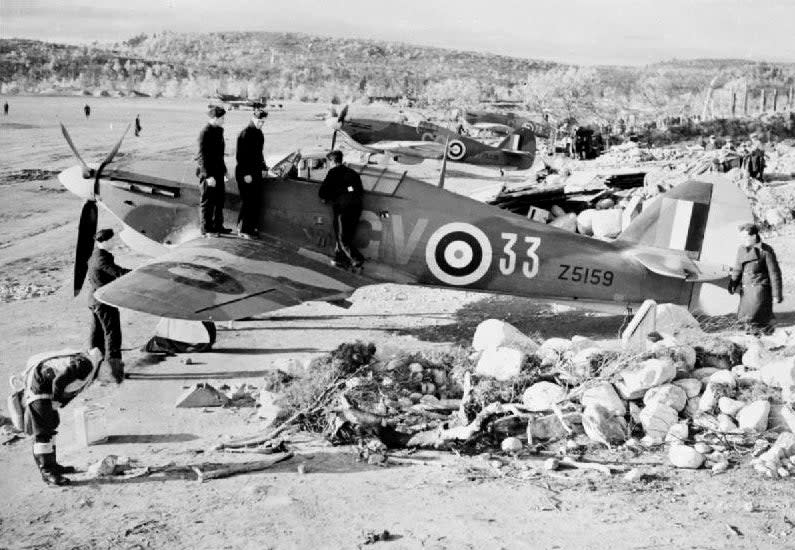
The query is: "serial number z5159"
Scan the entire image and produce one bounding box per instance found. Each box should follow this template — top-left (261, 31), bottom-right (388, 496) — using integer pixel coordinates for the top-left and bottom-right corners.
top-left (558, 264), bottom-right (614, 286)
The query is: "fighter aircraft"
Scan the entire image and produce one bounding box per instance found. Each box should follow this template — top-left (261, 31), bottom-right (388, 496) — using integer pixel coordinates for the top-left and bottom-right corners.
top-left (58, 123), bottom-right (751, 322)
top-left (455, 109), bottom-right (551, 138)
top-left (326, 106), bottom-right (538, 170)
top-left (211, 90), bottom-right (266, 110)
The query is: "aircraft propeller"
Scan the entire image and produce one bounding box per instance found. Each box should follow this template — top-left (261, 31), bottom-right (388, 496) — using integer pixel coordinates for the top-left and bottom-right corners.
top-left (60, 123), bottom-right (131, 296)
top-left (328, 104), bottom-right (349, 150)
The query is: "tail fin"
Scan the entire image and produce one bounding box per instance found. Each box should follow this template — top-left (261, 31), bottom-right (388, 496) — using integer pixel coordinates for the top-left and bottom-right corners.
top-left (499, 127), bottom-right (536, 169)
top-left (498, 127), bottom-right (536, 154)
top-left (618, 174), bottom-right (753, 314)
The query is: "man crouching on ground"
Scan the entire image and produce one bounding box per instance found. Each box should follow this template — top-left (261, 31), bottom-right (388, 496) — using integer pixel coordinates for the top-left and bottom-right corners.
top-left (19, 348), bottom-right (103, 485)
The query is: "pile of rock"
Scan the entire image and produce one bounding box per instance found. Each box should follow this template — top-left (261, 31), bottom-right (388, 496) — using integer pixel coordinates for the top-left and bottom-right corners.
top-left (457, 309), bottom-right (795, 474)
top-left (241, 308), bottom-right (794, 480)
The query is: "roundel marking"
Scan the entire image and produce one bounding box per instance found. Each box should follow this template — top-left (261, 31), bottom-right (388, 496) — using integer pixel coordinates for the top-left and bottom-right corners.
top-left (425, 222), bottom-right (492, 286)
top-left (446, 139), bottom-right (466, 160)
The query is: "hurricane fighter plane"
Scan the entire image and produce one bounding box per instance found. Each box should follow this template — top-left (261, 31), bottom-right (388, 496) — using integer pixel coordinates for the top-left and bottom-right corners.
top-left (211, 90), bottom-right (266, 110)
top-left (454, 109), bottom-right (552, 138)
top-left (326, 106), bottom-right (538, 170)
top-left (58, 123), bottom-right (751, 324)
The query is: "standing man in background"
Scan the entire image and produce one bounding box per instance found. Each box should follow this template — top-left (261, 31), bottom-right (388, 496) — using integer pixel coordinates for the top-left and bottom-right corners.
top-left (84, 104), bottom-right (91, 119)
top-left (234, 109), bottom-right (268, 239)
top-left (729, 223), bottom-right (783, 335)
top-left (197, 106), bottom-right (229, 237)
top-left (3, 101), bottom-right (8, 115)
top-left (134, 114), bottom-right (142, 137)
top-left (86, 229), bottom-right (130, 383)
top-left (748, 133), bottom-right (766, 181)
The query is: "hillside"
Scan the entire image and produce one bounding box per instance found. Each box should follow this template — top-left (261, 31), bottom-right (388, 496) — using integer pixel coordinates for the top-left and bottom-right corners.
top-left (1, 32), bottom-right (794, 124)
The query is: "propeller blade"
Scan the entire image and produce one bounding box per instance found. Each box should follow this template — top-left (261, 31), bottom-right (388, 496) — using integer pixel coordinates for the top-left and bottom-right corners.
top-left (338, 104), bottom-right (348, 124)
top-left (60, 123), bottom-right (93, 177)
top-left (74, 200), bottom-right (98, 296)
top-left (93, 123), bottom-right (131, 195)
top-left (331, 130), bottom-right (337, 151)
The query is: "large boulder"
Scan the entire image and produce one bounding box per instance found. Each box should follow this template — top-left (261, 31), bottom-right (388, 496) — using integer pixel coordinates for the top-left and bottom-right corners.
top-left (576, 209), bottom-right (596, 236)
top-left (582, 404), bottom-right (627, 446)
top-left (549, 213), bottom-right (577, 232)
top-left (669, 445), bottom-right (705, 469)
top-left (591, 209), bottom-right (622, 239)
top-left (536, 338), bottom-right (574, 366)
top-left (709, 370), bottom-right (737, 389)
top-left (472, 319), bottom-right (539, 354)
top-left (742, 342), bottom-right (770, 370)
top-left (672, 378), bottom-right (702, 398)
top-left (769, 404), bottom-right (795, 433)
top-left (581, 382), bottom-right (626, 416)
top-left (527, 412), bottom-right (583, 441)
top-left (522, 382), bottom-right (567, 412)
top-left (665, 422), bottom-right (689, 444)
top-left (639, 402), bottom-right (679, 442)
top-left (643, 384), bottom-right (687, 412)
top-left (618, 358), bottom-right (676, 398)
top-left (718, 413), bottom-right (739, 433)
top-left (759, 356), bottom-right (795, 396)
top-left (718, 397), bottom-right (745, 417)
top-left (475, 347), bottom-right (526, 381)
top-left (655, 304), bottom-right (702, 336)
top-left (736, 400), bottom-right (771, 432)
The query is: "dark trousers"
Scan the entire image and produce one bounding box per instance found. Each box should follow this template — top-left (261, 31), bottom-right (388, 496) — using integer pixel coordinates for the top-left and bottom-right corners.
top-left (235, 171), bottom-right (260, 234)
top-left (738, 284), bottom-right (774, 332)
top-left (199, 176), bottom-right (226, 233)
top-left (332, 196), bottom-right (364, 267)
top-left (89, 304), bottom-right (122, 359)
top-left (25, 399), bottom-right (60, 444)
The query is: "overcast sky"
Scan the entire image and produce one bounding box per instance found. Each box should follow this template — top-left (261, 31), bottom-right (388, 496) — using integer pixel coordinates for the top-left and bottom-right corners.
top-left (2, 0), bottom-right (794, 65)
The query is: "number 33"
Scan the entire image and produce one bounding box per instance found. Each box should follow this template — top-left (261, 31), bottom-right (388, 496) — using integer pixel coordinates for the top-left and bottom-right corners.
top-left (499, 233), bottom-right (540, 278)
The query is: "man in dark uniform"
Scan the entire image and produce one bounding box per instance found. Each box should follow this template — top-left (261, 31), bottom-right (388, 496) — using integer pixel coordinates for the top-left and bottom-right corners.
top-left (134, 114), bottom-right (142, 137)
top-left (235, 109), bottom-right (268, 239)
top-left (197, 106), bottom-right (229, 237)
top-left (20, 348), bottom-right (103, 485)
top-left (84, 104), bottom-right (91, 118)
top-left (3, 101), bottom-right (8, 115)
top-left (729, 223), bottom-right (783, 335)
top-left (87, 229), bottom-right (130, 382)
top-left (318, 150), bottom-right (364, 269)
top-left (747, 134), bottom-right (766, 181)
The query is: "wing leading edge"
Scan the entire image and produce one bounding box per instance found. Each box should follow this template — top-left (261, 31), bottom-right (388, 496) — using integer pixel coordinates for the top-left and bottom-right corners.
top-left (96, 236), bottom-right (372, 321)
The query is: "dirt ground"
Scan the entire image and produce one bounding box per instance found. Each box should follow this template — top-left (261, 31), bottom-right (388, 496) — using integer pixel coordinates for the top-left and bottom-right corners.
top-left (1, 97), bottom-right (794, 550)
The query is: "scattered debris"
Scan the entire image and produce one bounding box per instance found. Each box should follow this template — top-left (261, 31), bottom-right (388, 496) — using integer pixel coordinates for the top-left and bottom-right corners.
top-left (360, 529), bottom-right (395, 545)
top-left (175, 383), bottom-right (230, 408)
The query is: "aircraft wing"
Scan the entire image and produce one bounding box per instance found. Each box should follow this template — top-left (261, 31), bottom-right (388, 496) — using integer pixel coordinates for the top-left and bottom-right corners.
top-left (367, 140), bottom-right (445, 160)
top-left (472, 122), bottom-right (514, 134)
top-left (95, 236), bottom-right (372, 321)
top-left (630, 249), bottom-right (731, 282)
top-left (335, 130), bottom-right (444, 160)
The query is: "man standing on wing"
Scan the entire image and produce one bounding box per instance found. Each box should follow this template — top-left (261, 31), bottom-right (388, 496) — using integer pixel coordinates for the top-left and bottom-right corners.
top-left (234, 109), bottom-right (268, 239)
top-left (197, 106), bottom-right (230, 237)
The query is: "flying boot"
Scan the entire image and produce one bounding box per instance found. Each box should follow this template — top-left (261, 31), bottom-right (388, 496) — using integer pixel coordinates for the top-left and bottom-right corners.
top-left (34, 450), bottom-right (71, 486)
